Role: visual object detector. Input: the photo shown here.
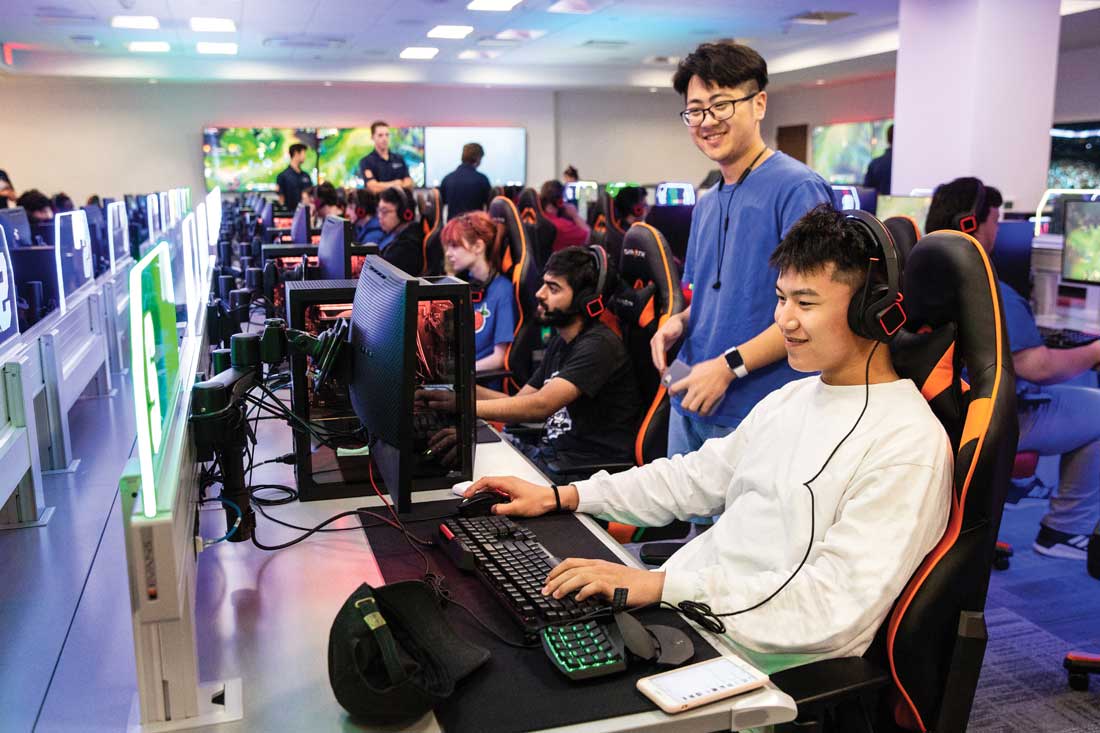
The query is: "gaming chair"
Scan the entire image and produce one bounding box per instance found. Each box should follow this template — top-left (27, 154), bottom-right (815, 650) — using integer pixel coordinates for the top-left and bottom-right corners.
top-left (418, 188), bottom-right (444, 275)
top-left (487, 195), bottom-right (541, 393)
top-left (771, 229), bottom-right (1018, 732)
top-left (517, 187), bottom-right (557, 270)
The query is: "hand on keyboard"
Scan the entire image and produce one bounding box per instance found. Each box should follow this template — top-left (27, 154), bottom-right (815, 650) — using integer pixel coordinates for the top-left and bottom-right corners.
top-left (543, 557), bottom-right (667, 606)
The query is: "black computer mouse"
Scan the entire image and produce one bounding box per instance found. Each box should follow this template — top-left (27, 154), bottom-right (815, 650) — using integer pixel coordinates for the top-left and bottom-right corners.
top-left (456, 491), bottom-right (510, 517)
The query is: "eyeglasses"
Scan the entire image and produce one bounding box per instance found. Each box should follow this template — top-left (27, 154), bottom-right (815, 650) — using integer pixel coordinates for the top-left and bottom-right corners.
top-left (680, 91), bottom-right (759, 127)
top-left (377, 205), bottom-right (397, 216)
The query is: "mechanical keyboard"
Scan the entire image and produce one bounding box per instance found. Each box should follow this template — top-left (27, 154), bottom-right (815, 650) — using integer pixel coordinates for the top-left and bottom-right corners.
top-left (438, 515), bottom-right (623, 680)
top-left (1039, 326), bottom-right (1100, 350)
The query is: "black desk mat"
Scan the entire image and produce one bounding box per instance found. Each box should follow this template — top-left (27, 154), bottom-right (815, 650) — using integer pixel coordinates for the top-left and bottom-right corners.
top-left (362, 500), bottom-right (720, 733)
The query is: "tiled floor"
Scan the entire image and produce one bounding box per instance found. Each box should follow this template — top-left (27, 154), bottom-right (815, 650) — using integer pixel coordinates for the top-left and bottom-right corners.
top-left (2, 377), bottom-right (1099, 732)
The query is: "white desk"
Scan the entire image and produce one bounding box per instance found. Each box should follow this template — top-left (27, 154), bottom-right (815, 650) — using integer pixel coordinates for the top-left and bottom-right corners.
top-left (189, 413), bottom-right (797, 732)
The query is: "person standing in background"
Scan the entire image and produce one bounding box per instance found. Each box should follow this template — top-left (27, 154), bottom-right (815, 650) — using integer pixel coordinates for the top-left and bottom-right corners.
top-left (440, 143), bottom-right (492, 220)
top-left (0, 169), bottom-right (17, 210)
top-left (359, 122), bottom-right (414, 194)
top-left (863, 124), bottom-right (893, 196)
top-left (562, 165), bottom-right (579, 183)
top-left (276, 143), bottom-right (313, 213)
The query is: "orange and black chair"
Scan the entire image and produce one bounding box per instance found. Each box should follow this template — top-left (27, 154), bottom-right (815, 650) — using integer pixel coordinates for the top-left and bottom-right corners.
top-left (517, 187), bottom-right (557, 270)
top-left (418, 188), bottom-right (444, 275)
top-left (884, 215), bottom-right (921, 265)
top-left (770, 229), bottom-right (1018, 732)
top-left (587, 186), bottom-right (610, 247)
top-left (483, 195), bottom-right (541, 394)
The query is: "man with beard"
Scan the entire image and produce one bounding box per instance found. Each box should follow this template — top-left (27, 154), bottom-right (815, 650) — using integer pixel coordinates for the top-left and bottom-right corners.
top-left (475, 246), bottom-right (641, 482)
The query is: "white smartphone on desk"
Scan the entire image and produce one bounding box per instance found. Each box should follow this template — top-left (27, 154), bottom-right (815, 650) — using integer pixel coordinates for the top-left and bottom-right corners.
top-left (636, 656), bottom-right (769, 714)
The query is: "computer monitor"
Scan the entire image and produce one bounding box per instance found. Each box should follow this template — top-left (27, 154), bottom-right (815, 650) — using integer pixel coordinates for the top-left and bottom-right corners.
top-left (654, 182), bottom-right (696, 207)
top-left (11, 246), bottom-right (61, 328)
top-left (158, 192), bottom-right (169, 231)
top-left (564, 181), bottom-right (598, 222)
top-left (0, 207), bottom-right (34, 249)
top-left (605, 181), bottom-right (639, 198)
top-left (54, 209), bottom-right (95, 313)
top-left (0, 227), bottom-right (19, 348)
top-left (1062, 200), bottom-right (1100, 284)
top-left (106, 201), bottom-right (130, 274)
top-left (832, 185), bottom-right (879, 215)
top-left (289, 204), bottom-right (310, 243)
top-left (146, 194), bottom-right (159, 240)
top-left (876, 195), bottom-right (931, 232)
top-left (260, 199), bottom-right (274, 229)
top-left (424, 126), bottom-right (526, 187)
top-left (348, 255), bottom-right (476, 513)
top-left (32, 221), bottom-right (54, 247)
top-left (316, 215), bottom-right (358, 279)
top-left (83, 204), bottom-right (110, 277)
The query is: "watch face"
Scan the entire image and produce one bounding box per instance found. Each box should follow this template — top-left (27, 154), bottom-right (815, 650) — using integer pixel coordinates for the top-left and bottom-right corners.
top-left (725, 349), bottom-right (744, 370)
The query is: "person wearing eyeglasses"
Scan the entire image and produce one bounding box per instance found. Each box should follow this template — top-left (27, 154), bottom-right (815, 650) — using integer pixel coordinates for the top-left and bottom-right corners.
top-left (651, 42), bottom-right (834, 464)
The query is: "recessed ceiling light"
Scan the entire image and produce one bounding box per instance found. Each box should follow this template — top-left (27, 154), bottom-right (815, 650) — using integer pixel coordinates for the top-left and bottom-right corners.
top-left (400, 46), bottom-right (439, 59)
top-left (467, 0), bottom-right (523, 11)
top-left (548, 0), bottom-right (591, 12)
top-left (494, 29), bottom-right (545, 41)
top-left (190, 17), bottom-right (237, 33)
top-left (112, 15), bottom-right (160, 30)
top-left (815, 78), bottom-right (825, 85)
top-left (147, 78), bottom-right (158, 84)
top-left (458, 49), bottom-right (500, 59)
top-left (648, 87), bottom-right (658, 93)
top-left (128, 41), bottom-right (170, 53)
top-left (428, 25), bottom-right (474, 39)
top-left (196, 41), bottom-right (238, 55)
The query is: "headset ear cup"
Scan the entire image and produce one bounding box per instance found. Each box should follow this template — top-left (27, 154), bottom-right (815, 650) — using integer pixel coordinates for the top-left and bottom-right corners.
top-left (849, 283), bottom-right (894, 342)
top-left (633, 203), bottom-right (645, 218)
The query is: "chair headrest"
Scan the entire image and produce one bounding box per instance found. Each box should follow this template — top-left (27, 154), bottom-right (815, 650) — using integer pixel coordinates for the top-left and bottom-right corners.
top-left (616, 223), bottom-right (683, 322)
top-left (883, 216), bottom-right (921, 268)
top-left (489, 195), bottom-right (528, 274)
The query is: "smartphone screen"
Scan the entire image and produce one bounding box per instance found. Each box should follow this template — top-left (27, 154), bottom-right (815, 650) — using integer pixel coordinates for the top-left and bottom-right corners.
top-left (646, 657), bottom-right (763, 707)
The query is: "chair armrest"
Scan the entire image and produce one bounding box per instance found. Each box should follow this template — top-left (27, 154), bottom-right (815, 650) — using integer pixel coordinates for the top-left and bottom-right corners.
top-left (770, 656), bottom-right (891, 710)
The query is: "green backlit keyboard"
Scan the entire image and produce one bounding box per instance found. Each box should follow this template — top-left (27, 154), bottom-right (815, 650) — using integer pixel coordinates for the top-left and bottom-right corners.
top-left (540, 620), bottom-right (627, 681)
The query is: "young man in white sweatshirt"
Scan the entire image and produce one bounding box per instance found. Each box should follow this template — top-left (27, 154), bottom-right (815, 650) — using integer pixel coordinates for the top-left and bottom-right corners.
top-left (465, 204), bottom-right (953, 671)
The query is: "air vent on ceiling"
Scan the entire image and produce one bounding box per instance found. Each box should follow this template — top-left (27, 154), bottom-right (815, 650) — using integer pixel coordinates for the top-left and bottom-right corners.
top-left (581, 39), bottom-right (628, 49)
top-left (70, 34), bottom-right (100, 47)
top-left (35, 5), bottom-right (97, 24)
top-left (644, 54), bottom-right (680, 65)
top-left (788, 11), bottom-right (855, 25)
top-left (263, 35), bottom-right (347, 50)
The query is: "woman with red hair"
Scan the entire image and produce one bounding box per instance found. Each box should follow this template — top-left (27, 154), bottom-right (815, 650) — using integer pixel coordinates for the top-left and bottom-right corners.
top-left (441, 211), bottom-right (516, 374)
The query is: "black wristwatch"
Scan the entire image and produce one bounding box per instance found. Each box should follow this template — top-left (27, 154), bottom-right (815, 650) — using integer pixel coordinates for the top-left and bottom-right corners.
top-left (723, 346), bottom-right (749, 378)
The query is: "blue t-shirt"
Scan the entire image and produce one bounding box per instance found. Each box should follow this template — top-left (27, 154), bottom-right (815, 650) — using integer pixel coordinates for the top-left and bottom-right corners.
top-left (356, 216), bottom-right (384, 244)
top-left (677, 151), bottom-right (834, 426)
top-left (998, 280), bottom-right (1043, 395)
top-left (473, 274), bottom-right (516, 361)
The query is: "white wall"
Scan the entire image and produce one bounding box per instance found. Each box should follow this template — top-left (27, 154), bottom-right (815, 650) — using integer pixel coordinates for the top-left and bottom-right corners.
top-left (555, 89), bottom-right (715, 187)
top-left (0, 77), bottom-right (557, 204)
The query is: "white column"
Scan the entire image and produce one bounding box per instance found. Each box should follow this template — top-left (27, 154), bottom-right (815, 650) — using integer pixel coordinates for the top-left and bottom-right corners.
top-left (892, 0), bottom-right (1062, 211)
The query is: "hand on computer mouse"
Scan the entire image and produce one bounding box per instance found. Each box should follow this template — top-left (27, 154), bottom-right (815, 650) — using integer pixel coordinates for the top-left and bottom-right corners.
top-left (465, 476), bottom-right (578, 517)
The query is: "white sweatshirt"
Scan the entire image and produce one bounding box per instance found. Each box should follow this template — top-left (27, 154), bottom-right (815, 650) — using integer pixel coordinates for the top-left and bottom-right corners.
top-left (575, 376), bottom-right (952, 668)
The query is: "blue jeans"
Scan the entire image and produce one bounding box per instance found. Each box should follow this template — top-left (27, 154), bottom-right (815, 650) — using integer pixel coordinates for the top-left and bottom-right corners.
top-left (1017, 384), bottom-right (1100, 535)
top-left (667, 408), bottom-right (741, 458)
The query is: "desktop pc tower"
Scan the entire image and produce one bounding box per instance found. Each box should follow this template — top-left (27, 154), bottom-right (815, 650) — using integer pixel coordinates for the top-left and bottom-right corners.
top-left (349, 255), bottom-right (476, 513)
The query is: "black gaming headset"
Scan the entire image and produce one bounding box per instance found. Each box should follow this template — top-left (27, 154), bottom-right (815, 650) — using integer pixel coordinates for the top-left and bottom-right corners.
top-left (844, 210), bottom-right (906, 342)
top-left (387, 187), bottom-right (416, 223)
top-left (570, 244), bottom-right (609, 318)
top-left (952, 179), bottom-right (986, 235)
top-left (615, 186), bottom-right (647, 220)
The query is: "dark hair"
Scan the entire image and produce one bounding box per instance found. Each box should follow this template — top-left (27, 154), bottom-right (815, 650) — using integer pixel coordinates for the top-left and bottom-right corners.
top-left (52, 192), bottom-right (74, 213)
top-left (86, 194), bottom-right (101, 207)
top-left (886, 124), bottom-right (894, 146)
top-left (539, 180), bottom-right (565, 210)
top-left (769, 204), bottom-right (880, 291)
top-left (461, 142), bottom-right (485, 166)
top-left (613, 186), bottom-right (647, 219)
top-left (288, 143), bottom-right (308, 158)
top-left (563, 165), bottom-right (578, 179)
top-left (17, 189), bottom-right (52, 215)
top-left (370, 121), bottom-right (388, 135)
top-left (545, 246), bottom-right (601, 309)
top-left (315, 181), bottom-right (340, 209)
top-left (379, 187), bottom-right (414, 217)
top-left (925, 177), bottom-right (1004, 234)
top-left (351, 188), bottom-right (378, 216)
top-left (672, 42), bottom-right (768, 98)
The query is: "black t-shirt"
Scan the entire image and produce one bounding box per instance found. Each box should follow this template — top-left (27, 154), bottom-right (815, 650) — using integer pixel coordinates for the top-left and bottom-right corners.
top-left (359, 150), bottom-right (410, 184)
top-left (440, 164), bottom-right (492, 219)
top-left (276, 166), bottom-right (312, 212)
top-left (381, 224), bottom-right (425, 276)
top-left (527, 321), bottom-right (640, 463)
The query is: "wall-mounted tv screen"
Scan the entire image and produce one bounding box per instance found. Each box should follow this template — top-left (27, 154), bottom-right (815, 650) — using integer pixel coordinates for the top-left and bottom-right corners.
top-left (318, 127), bottom-right (425, 189)
top-left (811, 118), bottom-right (892, 185)
top-left (203, 127), bottom-right (318, 192)
top-left (1049, 121), bottom-right (1100, 190)
top-left (1062, 200), bottom-right (1100, 284)
top-left (424, 127), bottom-right (526, 187)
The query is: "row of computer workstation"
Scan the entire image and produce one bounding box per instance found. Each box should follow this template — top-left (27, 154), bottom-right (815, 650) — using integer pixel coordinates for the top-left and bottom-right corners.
top-left (0, 188), bottom-right (202, 537)
top-left (108, 187), bottom-right (807, 732)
